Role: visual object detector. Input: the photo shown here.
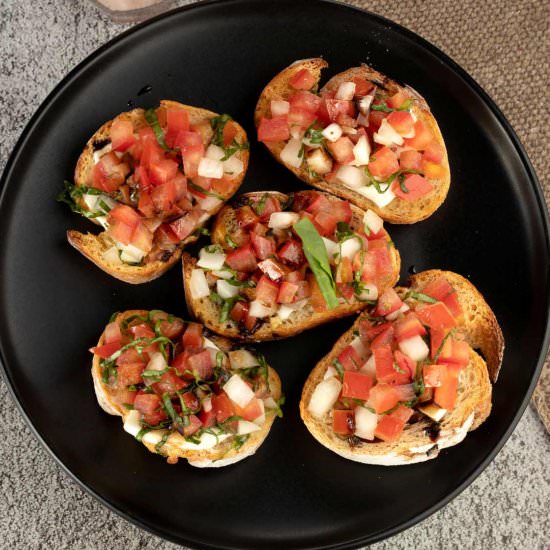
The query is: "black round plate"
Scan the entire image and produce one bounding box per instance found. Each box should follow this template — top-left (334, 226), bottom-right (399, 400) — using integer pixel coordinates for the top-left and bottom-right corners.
top-left (1, 1), bottom-right (548, 548)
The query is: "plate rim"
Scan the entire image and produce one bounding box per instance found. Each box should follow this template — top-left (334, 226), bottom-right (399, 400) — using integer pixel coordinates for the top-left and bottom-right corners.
top-left (0, 0), bottom-right (549, 548)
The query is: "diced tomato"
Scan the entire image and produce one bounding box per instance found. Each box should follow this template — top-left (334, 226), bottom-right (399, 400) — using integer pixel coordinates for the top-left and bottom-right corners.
top-left (165, 109), bottom-right (190, 148)
top-left (313, 210), bottom-right (339, 236)
top-left (307, 273), bottom-right (326, 312)
top-left (140, 131), bottom-right (164, 168)
top-left (433, 369), bottom-right (459, 410)
top-left (392, 173), bottom-right (433, 201)
top-left (234, 397), bottom-right (264, 421)
top-left (394, 350), bottom-right (416, 380)
top-left (109, 203), bottom-right (141, 229)
top-left (198, 406), bottom-right (217, 428)
top-left (256, 275), bottom-right (279, 308)
top-left (289, 68), bottom-right (317, 90)
top-left (403, 120), bottom-right (433, 150)
top-left (153, 371), bottom-right (186, 396)
top-left (367, 383), bottom-right (400, 414)
top-left (338, 345), bottom-right (362, 371)
top-left (288, 91), bottom-right (322, 113)
top-left (257, 196), bottom-right (282, 222)
top-left (423, 142), bottom-right (444, 164)
top-left (374, 405), bottom-right (413, 441)
top-left (172, 351), bottom-right (191, 377)
top-left (342, 371), bottom-right (373, 400)
top-left (226, 244), bottom-right (258, 272)
top-left (250, 232), bottom-right (276, 260)
top-left (187, 350), bottom-right (214, 379)
top-left (423, 364), bottom-right (447, 388)
top-left (422, 160), bottom-right (447, 180)
top-left (91, 154), bottom-right (128, 192)
top-left (288, 106), bottom-right (317, 129)
top-left (156, 223), bottom-right (180, 245)
top-left (399, 149), bottom-right (422, 171)
top-left (327, 136), bottom-right (355, 164)
top-left (115, 348), bottom-right (141, 367)
top-left (130, 222), bottom-right (154, 253)
top-left (190, 121), bottom-right (214, 146)
top-left (394, 314), bottom-right (427, 342)
top-left (277, 281), bottom-right (299, 304)
top-left (333, 410), bottom-right (354, 435)
top-left (386, 91), bottom-right (409, 109)
top-left (236, 205), bottom-right (260, 229)
top-left (387, 111), bottom-right (414, 135)
top-left (370, 326), bottom-right (395, 350)
top-left (134, 392), bottom-right (162, 415)
top-left (430, 327), bottom-right (451, 361)
top-left (336, 257), bottom-right (354, 284)
top-left (258, 258), bottom-right (288, 281)
top-left (149, 158), bottom-right (179, 187)
top-left (182, 415), bottom-right (202, 437)
top-left (416, 302), bottom-right (457, 330)
top-left (422, 278), bottom-right (463, 320)
top-left (104, 321), bottom-right (122, 344)
top-left (294, 280), bottom-right (311, 301)
top-left (374, 288), bottom-right (403, 317)
top-left (375, 345), bottom-right (410, 385)
top-left (258, 116), bottom-right (290, 143)
top-left (222, 121), bottom-right (239, 147)
top-left (110, 119), bottom-right (136, 152)
top-left (330, 199), bottom-right (353, 224)
top-left (182, 323), bottom-right (203, 350)
top-left (438, 339), bottom-right (470, 368)
top-left (169, 210), bottom-right (200, 241)
top-left (325, 99), bottom-right (355, 122)
top-left (277, 239), bottom-right (304, 266)
top-left (129, 323), bottom-right (155, 340)
top-left (353, 77), bottom-right (374, 97)
top-left (212, 393), bottom-right (235, 422)
top-left (284, 267), bottom-right (306, 283)
top-left (359, 319), bottom-right (391, 342)
top-left (336, 113), bottom-right (357, 128)
top-left (118, 387), bottom-right (138, 407)
top-left (368, 109), bottom-right (387, 131)
top-left (150, 180), bottom-right (176, 214)
top-left (149, 311), bottom-right (184, 339)
top-left (230, 301), bottom-right (249, 324)
top-left (243, 310), bottom-right (259, 333)
top-left (89, 341), bottom-right (121, 359)
top-left (368, 147), bottom-right (399, 180)
top-left (337, 283), bottom-right (354, 301)
top-left (305, 193), bottom-right (331, 214)
top-left (137, 189), bottom-right (155, 217)
top-left (176, 130), bottom-right (204, 177)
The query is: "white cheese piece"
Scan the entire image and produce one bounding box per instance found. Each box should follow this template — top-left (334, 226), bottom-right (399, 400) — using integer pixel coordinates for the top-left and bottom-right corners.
top-left (356, 184), bottom-right (396, 208)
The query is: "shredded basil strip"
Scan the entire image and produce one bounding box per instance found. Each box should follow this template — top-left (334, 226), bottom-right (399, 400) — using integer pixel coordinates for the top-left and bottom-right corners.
top-left (144, 108), bottom-right (170, 151)
top-left (304, 121), bottom-right (325, 145)
top-left (412, 362), bottom-right (425, 396)
top-left (56, 180), bottom-right (109, 219)
top-left (433, 330), bottom-right (455, 363)
top-left (210, 114), bottom-right (233, 147)
top-left (210, 292), bottom-right (245, 323)
top-left (216, 352), bottom-right (225, 369)
top-left (294, 218), bottom-right (339, 310)
top-left (371, 99), bottom-right (413, 113)
top-left (225, 235), bottom-right (238, 249)
top-left (233, 434), bottom-right (249, 450)
top-left (135, 427), bottom-right (151, 442)
top-left (398, 173), bottom-right (409, 194)
top-left (221, 139), bottom-right (249, 161)
top-left (155, 432), bottom-right (171, 453)
top-left (188, 179), bottom-right (225, 199)
top-left (332, 358), bottom-right (345, 379)
top-left (335, 222), bottom-right (354, 241)
top-left (162, 393), bottom-right (183, 425)
top-left (254, 193), bottom-right (269, 215)
top-left (122, 403), bottom-right (135, 410)
top-left (193, 226), bottom-right (211, 236)
top-left (406, 291), bottom-right (438, 304)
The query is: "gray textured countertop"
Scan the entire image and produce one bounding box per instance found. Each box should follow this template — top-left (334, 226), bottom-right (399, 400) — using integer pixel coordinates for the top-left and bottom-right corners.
top-left (1, 1), bottom-right (549, 548)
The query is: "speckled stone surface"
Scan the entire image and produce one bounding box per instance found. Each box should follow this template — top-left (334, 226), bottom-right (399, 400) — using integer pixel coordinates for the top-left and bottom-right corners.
top-left (0, 0), bottom-right (549, 549)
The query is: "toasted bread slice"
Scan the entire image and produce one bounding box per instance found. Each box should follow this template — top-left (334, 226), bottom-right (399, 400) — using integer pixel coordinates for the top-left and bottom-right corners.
top-left (255, 59), bottom-right (450, 224)
top-left (92, 310), bottom-right (282, 467)
top-left (300, 270), bottom-right (504, 465)
top-left (182, 190), bottom-right (401, 341)
top-left (67, 100), bottom-right (249, 284)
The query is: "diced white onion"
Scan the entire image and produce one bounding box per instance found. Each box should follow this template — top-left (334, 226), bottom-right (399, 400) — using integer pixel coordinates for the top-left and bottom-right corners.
top-left (360, 354), bottom-right (376, 376)
top-left (205, 144), bottom-right (225, 161)
top-left (197, 248), bottom-right (226, 270)
top-left (212, 268), bottom-right (233, 279)
top-left (249, 300), bottom-right (276, 318)
top-left (336, 165), bottom-right (368, 189)
top-left (322, 123), bottom-right (343, 142)
top-left (335, 81), bottom-right (356, 100)
top-left (280, 138), bottom-right (303, 168)
top-left (322, 237), bottom-right (339, 264)
top-left (143, 352), bottom-right (167, 386)
top-left (349, 336), bottom-right (367, 359)
top-left (342, 126), bottom-right (357, 135)
top-left (263, 397), bottom-right (277, 409)
top-left (268, 211), bottom-right (300, 229)
top-left (354, 407), bottom-right (378, 440)
top-left (356, 112), bottom-right (370, 127)
top-left (101, 246), bottom-right (122, 266)
top-left (290, 126), bottom-right (304, 139)
top-left (216, 279), bottom-right (239, 299)
top-left (223, 374), bottom-right (255, 408)
top-left (202, 337), bottom-right (220, 351)
top-left (398, 335), bottom-right (430, 362)
top-left (323, 365), bottom-right (338, 380)
top-left (237, 420), bottom-right (262, 435)
top-left (356, 184), bottom-right (396, 208)
top-left (198, 157), bottom-right (224, 179)
top-left (363, 209), bottom-right (384, 235)
top-left (358, 94), bottom-right (374, 114)
top-left (277, 299), bottom-right (308, 321)
top-left (223, 155), bottom-right (244, 176)
top-left (308, 378), bottom-right (342, 418)
top-left (373, 118), bottom-right (404, 147)
top-left (198, 195), bottom-right (223, 213)
top-left (118, 243), bottom-right (145, 264)
top-left (356, 283), bottom-right (378, 302)
top-left (253, 400), bottom-right (266, 426)
top-left (92, 143), bottom-right (112, 164)
top-left (386, 303), bottom-right (410, 321)
top-left (338, 237), bottom-right (362, 261)
top-left (189, 269), bottom-right (210, 299)
top-left (202, 397), bottom-right (213, 413)
top-left (141, 430), bottom-right (166, 446)
top-left (271, 99), bottom-right (290, 116)
top-left (228, 350), bottom-right (260, 370)
top-left (123, 410), bottom-right (142, 437)
top-left (351, 135), bottom-right (371, 166)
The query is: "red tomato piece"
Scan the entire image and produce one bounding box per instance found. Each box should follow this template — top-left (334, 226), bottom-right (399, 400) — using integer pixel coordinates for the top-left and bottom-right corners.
top-left (137, 189), bottom-right (155, 218)
top-left (334, 257), bottom-right (352, 285)
top-left (258, 116), bottom-right (290, 143)
top-left (230, 301), bottom-right (249, 323)
top-left (289, 68), bottom-right (317, 90)
top-left (387, 111), bottom-right (414, 135)
top-left (153, 371), bottom-right (186, 396)
top-left (394, 314), bottom-right (427, 342)
top-left (289, 91), bottom-right (322, 112)
top-left (288, 106), bottom-right (317, 129)
top-left (134, 392), bottom-right (162, 415)
top-left (375, 345), bottom-right (410, 385)
top-left (165, 109), bottom-right (190, 148)
top-left (233, 397), bottom-right (264, 421)
top-left (129, 323), bottom-right (155, 340)
top-left (294, 280), bottom-right (311, 301)
top-left (327, 136), bottom-right (355, 164)
top-left (430, 328), bottom-right (451, 361)
top-left (235, 205), bottom-right (260, 229)
top-left (89, 342), bottom-right (121, 359)
top-left (368, 109), bottom-right (387, 131)
top-left (307, 273), bottom-right (326, 312)
top-left (149, 311), bottom-right (184, 340)
top-left (148, 158), bottom-right (179, 187)
top-left (394, 350), bottom-right (416, 380)
top-left (258, 258), bottom-right (289, 281)
top-left (104, 322), bottom-right (122, 344)
top-left (353, 77), bottom-right (374, 97)
top-left (110, 119), bottom-right (136, 152)
top-left (392, 173), bottom-right (433, 201)
top-left (370, 326), bottom-right (395, 350)
top-left (367, 383), bottom-right (400, 414)
top-left (358, 319), bottom-right (392, 342)
top-left (182, 323), bottom-right (203, 350)
top-left (187, 350), bottom-right (214, 380)
top-left (368, 147), bottom-right (399, 179)
top-left (182, 415), bottom-right (202, 437)
top-left (403, 120), bottom-right (433, 150)
top-left (423, 142), bottom-right (444, 164)
top-left (338, 345), bottom-right (362, 371)
top-left (250, 232), bottom-right (276, 260)
top-left (433, 370), bottom-right (459, 410)
top-left (374, 288), bottom-right (403, 317)
top-left (156, 223), bottom-right (180, 245)
top-left (333, 410), bottom-right (354, 435)
top-left (342, 371), bottom-right (374, 400)
top-left (222, 121), bottom-right (239, 147)
top-left (169, 209), bottom-right (201, 241)
top-left (399, 149), bottom-right (423, 171)
top-left (277, 239), bottom-right (305, 266)
top-left (198, 406), bottom-right (217, 428)
top-left (256, 275), bottom-right (280, 308)
top-left (416, 302), bottom-right (457, 330)
top-left (312, 210), bottom-right (338, 236)
top-left (212, 393), bottom-right (235, 422)
top-left (226, 244), bottom-right (258, 272)
top-left (423, 364), bottom-right (447, 387)
top-left (257, 196), bottom-right (282, 222)
top-left (325, 99), bottom-right (355, 122)
top-left (386, 91), bottom-right (409, 109)
top-left (277, 281), bottom-right (299, 304)
top-left (374, 405), bottom-right (413, 441)
top-left (438, 339), bottom-right (470, 368)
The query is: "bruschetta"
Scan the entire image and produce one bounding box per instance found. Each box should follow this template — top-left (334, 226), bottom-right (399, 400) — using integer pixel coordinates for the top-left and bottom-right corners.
top-left (91, 310), bottom-right (282, 467)
top-left (58, 100), bottom-right (249, 283)
top-left (183, 190), bottom-right (400, 341)
top-left (300, 270), bottom-right (504, 465)
top-left (255, 59), bottom-right (449, 224)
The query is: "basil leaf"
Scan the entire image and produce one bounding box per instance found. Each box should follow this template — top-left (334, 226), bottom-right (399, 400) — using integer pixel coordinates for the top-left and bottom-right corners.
top-left (406, 291), bottom-right (438, 304)
top-left (294, 217), bottom-right (339, 310)
top-left (221, 139), bottom-right (249, 161)
top-left (155, 431), bottom-right (171, 453)
top-left (210, 114), bottom-right (233, 147)
top-left (253, 193), bottom-right (269, 215)
top-left (56, 181), bottom-right (107, 219)
top-left (225, 235), bottom-right (238, 249)
top-left (144, 108), bottom-right (170, 151)
top-left (162, 393), bottom-right (183, 425)
top-left (332, 358), bottom-right (345, 380)
top-left (188, 179), bottom-right (224, 199)
top-left (135, 427), bottom-right (151, 442)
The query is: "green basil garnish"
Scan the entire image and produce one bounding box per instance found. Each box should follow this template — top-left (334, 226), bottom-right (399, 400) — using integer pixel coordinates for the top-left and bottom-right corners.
top-left (144, 108), bottom-right (170, 151)
top-left (188, 179), bottom-right (225, 200)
